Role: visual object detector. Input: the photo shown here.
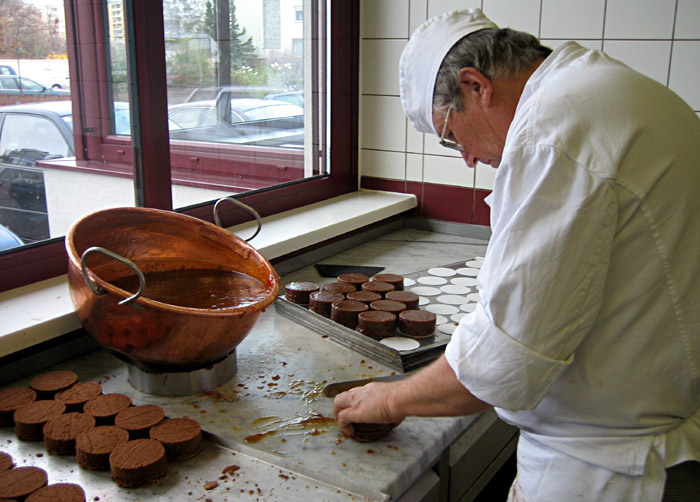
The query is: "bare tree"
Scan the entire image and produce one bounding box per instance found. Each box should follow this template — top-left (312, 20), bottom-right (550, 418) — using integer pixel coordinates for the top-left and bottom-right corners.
top-left (0, 0), bottom-right (66, 59)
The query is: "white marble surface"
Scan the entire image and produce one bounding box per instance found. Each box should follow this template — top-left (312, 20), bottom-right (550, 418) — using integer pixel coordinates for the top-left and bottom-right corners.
top-left (0, 227), bottom-right (490, 501)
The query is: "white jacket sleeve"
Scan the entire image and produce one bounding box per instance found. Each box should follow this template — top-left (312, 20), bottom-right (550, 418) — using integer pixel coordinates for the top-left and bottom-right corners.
top-left (446, 143), bottom-right (617, 410)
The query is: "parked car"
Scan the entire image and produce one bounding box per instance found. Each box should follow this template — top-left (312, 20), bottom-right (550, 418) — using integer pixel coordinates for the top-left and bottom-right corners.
top-left (0, 75), bottom-right (70, 96)
top-left (0, 65), bottom-right (17, 76)
top-left (263, 90), bottom-right (304, 108)
top-left (168, 96), bottom-right (304, 147)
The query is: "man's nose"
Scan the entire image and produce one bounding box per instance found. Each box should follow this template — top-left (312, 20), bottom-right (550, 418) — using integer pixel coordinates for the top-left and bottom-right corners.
top-left (461, 150), bottom-right (477, 168)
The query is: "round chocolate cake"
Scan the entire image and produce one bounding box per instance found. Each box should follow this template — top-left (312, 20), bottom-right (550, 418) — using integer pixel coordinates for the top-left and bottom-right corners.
top-left (26, 483), bottom-right (86, 502)
top-left (330, 299), bottom-right (368, 329)
top-left (30, 370), bottom-right (78, 399)
top-left (398, 310), bottom-right (437, 338)
top-left (308, 291), bottom-right (345, 317)
top-left (14, 400), bottom-right (66, 441)
top-left (346, 290), bottom-right (382, 304)
top-left (371, 273), bottom-right (404, 291)
top-left (149, 417), bottom-right (202, 462)
top-left (349, 422), bottom-right (397, 442)
top-left (0, 387), bottom-right (37, 427)
top-left (115, 404), bottom-right (165, 439)
top-left (109, 439), bottom-right (168, 487)
top-left (55, 382), bottom-right (102, 413)
top-left (361, 281), bottom-right (395, 298)
top-left (369, 299), bottom-right (407, 315)
top-left (0, 466), bottom-right (48, 500)
top-left (385, 290), bottom-right (419, 310)
top-left (284, 281), bottom-right (320, 305)
top-left (336, 273), bottom-right (369, 290)
top-left (76, 425), bottom-right (129, 471)
top-left (356, 311), bottom-right (397, 339)
top-left (0, 451), bottom-right (13, 472)
top-left (320, 281), bottom-right (355, 295)
top-left (83, 393), bottom-right (132, 426)
top-left (43, 412), bottom-right (96, 456)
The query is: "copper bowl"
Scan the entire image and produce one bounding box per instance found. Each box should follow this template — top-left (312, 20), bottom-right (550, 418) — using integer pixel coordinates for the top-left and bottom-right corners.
top-left (65, 207), bottom-right (280, 373)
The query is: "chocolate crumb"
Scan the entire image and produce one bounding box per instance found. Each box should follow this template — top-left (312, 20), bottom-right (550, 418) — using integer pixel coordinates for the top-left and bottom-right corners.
top-left (204, 481), bottom-right (218, 490)
top-left (222, 464), bottom-right (240, 475)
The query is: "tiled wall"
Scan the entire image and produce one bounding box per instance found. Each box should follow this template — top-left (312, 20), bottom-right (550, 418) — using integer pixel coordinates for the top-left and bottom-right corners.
top-left (358, 0), bottom-right (700, 226)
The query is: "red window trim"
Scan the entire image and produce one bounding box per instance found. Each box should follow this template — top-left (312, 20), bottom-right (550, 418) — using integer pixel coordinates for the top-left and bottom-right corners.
top-left (0, 0), bottom-right (359, 293)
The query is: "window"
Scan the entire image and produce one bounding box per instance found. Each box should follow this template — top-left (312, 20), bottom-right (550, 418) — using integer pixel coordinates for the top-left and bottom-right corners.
top-left (0, 0), bottom-right (359, 292)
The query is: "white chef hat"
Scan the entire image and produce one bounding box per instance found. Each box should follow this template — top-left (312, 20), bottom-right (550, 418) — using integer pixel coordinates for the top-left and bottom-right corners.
top-left (399, 8), bottom-right (498, 135)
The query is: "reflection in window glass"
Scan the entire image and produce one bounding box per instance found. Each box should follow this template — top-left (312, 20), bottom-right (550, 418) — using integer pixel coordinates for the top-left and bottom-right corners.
top-left (158, 0), bottom-right (323, 210)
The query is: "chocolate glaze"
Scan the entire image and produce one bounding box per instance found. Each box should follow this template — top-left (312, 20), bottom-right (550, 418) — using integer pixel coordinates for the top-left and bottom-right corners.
top-left (346, 290), bottom-right (382, 304)
top-left (308, 291), bottom-right (345, 317)
top-left (361, 281), bottom-right (395, 298)
top-left (284, 281), bottom-right (320, 305)
top-left (330, 299), bottom-right (369, 329)
top-left (369, 299), bottom-right (407, 315)
top-left (337, 273), bottom-right (369, 290)
top-left (356, 310), bottom-right (397, 339)
top-left (371, 273), bottom-right (404, 291)
top-left (320, 281), bottom-right (355, 295)
top-left (398, 309), bottom-right (436, 338)
top-left (385, 290), bottom-right (419, 310)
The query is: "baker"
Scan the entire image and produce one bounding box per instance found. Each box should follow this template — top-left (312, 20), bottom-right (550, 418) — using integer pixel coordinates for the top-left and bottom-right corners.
top-left (333, 8), bottom-right (700, 501)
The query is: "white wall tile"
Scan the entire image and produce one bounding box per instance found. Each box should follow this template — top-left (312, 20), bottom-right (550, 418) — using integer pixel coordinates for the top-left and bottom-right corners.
top-left (407, 153), bottom-right (424, 181)
top-left (541, 0), bottom-right (605, 39)
top-left (427, 0), bottom-right (482, 19)
top-left (360, 39), bottom-right (405, 95)
top-left (483, 0), bottom-right (540, 35)
top-left (361, 0), bottom-right (410, 39)
top-left (474, 163), bottom-right (497, 190)
top-left (406, 122), bottom-right (425, 154)
top-left (360, 95), bottom-right (407, 151)
top-left (409, 0), bottom-right (429, 34)
top-left (422, 154), bottom-right (474, 187)
top-left (675, 0), bottom-right (700, 39)
top-left (360, 149), bottom-right (406, 180)
top-left (604, 0), bottom-right (676, 39)
top-left (669, 41), bottom-right (700, 110)
top-left (603, 41), bottom-right (672, 85)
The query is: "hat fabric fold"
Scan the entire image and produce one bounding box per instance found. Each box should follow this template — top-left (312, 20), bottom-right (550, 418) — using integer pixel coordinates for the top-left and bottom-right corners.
top-left (399, 8), bottom-right (498, 135)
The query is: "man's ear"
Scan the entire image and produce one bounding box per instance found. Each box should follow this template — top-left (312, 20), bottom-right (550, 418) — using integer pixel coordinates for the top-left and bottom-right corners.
top-left (458, 67), bottom-right (492, 106)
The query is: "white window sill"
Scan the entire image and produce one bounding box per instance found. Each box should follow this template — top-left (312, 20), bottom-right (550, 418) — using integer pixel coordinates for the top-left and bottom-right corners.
top-left (0, 189), bottom-right (416, 357)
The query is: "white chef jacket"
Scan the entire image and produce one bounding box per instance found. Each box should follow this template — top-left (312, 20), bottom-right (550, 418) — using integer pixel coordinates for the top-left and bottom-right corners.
top-left (445, 42), bottom-right (700, 501)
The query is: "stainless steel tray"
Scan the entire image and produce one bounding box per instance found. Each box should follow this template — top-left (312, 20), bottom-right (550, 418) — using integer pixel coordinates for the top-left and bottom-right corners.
top-left (276, 259), bottom-right (481, 372)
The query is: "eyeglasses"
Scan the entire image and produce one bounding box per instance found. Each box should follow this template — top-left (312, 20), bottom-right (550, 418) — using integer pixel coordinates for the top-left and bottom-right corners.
top-left (439, 106), bottom-right (466, 152)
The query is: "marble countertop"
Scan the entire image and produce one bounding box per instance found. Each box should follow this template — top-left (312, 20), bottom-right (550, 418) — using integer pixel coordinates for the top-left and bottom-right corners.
top-left (0, 226), bottom-right (491, 501)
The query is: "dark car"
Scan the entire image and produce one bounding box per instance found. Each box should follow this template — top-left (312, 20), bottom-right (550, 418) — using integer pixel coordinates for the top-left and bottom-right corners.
top-left (0, 75), bottom-right (70, 97)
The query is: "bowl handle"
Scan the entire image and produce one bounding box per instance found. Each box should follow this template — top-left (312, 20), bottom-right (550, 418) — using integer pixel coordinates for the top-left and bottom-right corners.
top-left (213, 197), bottom-right (263, 242)
top-left (80, 246), bottom-right (145, 306)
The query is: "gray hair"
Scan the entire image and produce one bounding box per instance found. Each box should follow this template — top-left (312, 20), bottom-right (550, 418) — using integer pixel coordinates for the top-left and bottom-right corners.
top-left (433, 28), bottom-right (552, 114)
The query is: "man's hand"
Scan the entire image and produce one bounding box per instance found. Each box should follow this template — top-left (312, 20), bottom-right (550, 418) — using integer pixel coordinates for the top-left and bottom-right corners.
top-left (332, 355), bottom-right (492, 437)
top-left (333, 381), bottom-right (404, 437)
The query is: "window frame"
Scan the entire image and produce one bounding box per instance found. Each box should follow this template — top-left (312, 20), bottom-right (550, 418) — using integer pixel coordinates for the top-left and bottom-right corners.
top-left (0, 0), bottom-right (359, 292)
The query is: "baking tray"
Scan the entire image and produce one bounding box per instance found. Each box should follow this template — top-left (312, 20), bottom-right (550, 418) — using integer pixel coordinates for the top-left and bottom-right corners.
top-left (276, 258), bottom-right (483, 372)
